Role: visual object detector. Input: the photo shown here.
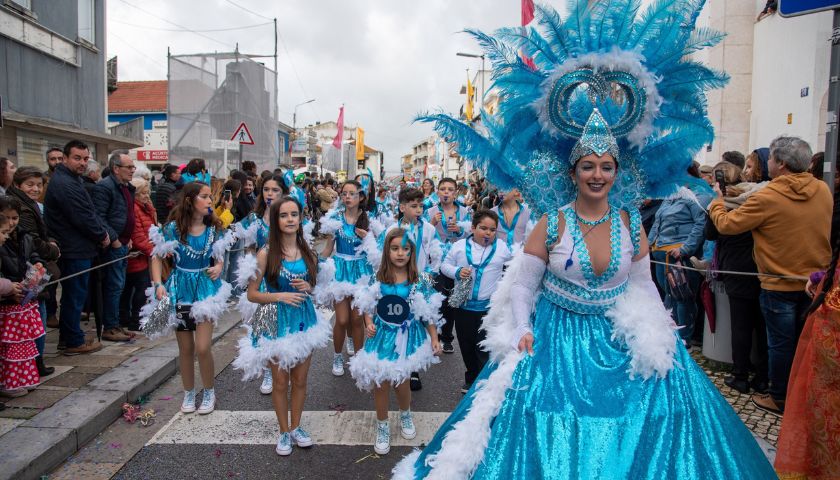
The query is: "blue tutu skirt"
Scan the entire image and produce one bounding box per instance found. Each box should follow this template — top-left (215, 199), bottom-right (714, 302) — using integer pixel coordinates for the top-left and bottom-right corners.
top-left (233, 299), bottom-right (331, 377)
top-left (348, 317), bottom-right (439, 391)
top-left (327, 255), bottom-right (374, 303)
top-left (402, 296), bottom-right (776, 479)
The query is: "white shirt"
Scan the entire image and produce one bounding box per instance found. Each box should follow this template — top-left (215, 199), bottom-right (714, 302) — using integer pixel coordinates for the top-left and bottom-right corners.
top-left (426, 203), bottom-right (472, 244)
top-left (387, 219), bottom-right (443, 273)
top-left (441, 237), bottom-right (512, 302)
top-left (491, 202), bottom-right (531, 248)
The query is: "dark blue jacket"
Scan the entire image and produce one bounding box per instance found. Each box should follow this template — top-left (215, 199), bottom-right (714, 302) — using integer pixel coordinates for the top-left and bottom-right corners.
top-left (44, 164), bottom-right (108, 259)
top-left (91, 174), bottom-right (135, 243)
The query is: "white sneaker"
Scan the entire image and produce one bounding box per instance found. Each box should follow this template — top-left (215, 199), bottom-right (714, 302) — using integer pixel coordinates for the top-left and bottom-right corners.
top-left (275, 432), bottom-right (292, 456)
top-left (399, 410), bottom-right (416, 440)
top-left (346, 337), bottom-right (355, 355)
top-left (332, 353), bottom-right (344, 376)
top-left (197, 388), bottom-right (216, 415)
top-left (374, 420), bottom-right (390, 455)
top-left (260, 368), bottom-right (273, 394)
top-left (180, 389), bottom-right (196, 414)
top-left (290, 426), bottom-right (313, 448)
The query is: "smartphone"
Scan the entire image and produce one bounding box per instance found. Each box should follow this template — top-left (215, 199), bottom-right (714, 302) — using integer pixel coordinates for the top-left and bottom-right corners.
top-left (714, 170), bottom-right (726, 196)
top-left (223, 189), bottom-right (231, 201)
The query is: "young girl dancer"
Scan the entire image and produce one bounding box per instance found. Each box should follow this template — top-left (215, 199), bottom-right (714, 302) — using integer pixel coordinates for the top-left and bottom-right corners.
top-left (144, 182), bottom-right (232, 415)
top-left (232, 197), bottom-right (331, 456)
top-left (440, 210), bottom-right (512, 393)
top-left (233, 174), bottom-right (287, 395)
top-left (314, 180), bottom-right (376, 376)
top-left (349, 228), bottom-right (443, 455)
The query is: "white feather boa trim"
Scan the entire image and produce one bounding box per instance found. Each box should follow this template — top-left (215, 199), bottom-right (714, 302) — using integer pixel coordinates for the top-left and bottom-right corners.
top-left (411, 290), bottom-right (444, 327)
top-left (352, 280), bottom-right (381, 315)
top-left (369, 216), bottom-right (386, 238)
top-left (234, 253), bottom-right (260, 289)
top-left (232, 309), bottom-right (331, 379)
top-left (318, 207), bottom-right (343, 236)
top-left (347, 339), bottom-right (440, 391)
top-left (189, 281), bottom-right (232, 323)
top-left (605, 275), bottom-right (679, 380)
top-left (303, 220), bottom-right (315, 244)
top-left (392, 351), bottom-right (524, 479)
top-left (212, 229), bottom-right (236, 263)
top-left (236, 296), bottom-right (258, 323)
top-left (149, 225), bottom-right (179, 258)
top-left (357, 231), bottom-right (382, 271)
top-left (233, 220), bottom-right (260, 249)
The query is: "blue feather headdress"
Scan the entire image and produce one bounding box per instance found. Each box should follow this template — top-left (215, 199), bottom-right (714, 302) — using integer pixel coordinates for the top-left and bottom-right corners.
top-left (418, 0), bottom-right (727, 215)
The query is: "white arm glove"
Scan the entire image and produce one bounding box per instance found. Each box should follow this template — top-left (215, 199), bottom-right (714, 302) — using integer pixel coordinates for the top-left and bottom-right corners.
top-left (509, 253), bottom-right (547, 350)
top-left (628, 254), bottom-right (663, 302)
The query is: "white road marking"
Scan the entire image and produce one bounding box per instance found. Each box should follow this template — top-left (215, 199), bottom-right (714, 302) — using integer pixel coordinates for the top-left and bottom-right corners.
top-left (149, 410), bottom-right (449, 447)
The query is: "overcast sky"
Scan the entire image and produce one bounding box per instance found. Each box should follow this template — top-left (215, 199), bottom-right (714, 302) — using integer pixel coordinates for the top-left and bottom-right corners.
top-left (107, 0), bottom-right (535, 173)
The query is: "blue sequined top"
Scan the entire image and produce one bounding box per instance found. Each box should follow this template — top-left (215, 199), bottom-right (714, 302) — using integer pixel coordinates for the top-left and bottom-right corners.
top-left (335, 213), bottom-right (364, 256)
top-left (262, 258), bottom-right (310, 293)
top-left (238, 212), bottom-right (269, 249)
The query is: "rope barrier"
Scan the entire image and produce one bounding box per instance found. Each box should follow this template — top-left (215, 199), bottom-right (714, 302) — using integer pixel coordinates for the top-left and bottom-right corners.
top-left (649, 260), bottom-right (809, 282)
top-left (43, 251), bottom-right (142, 287)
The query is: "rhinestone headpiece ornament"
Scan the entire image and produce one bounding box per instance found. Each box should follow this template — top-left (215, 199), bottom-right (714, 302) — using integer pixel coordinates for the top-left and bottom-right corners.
top-left (569, 108), bottom-right (619, 165)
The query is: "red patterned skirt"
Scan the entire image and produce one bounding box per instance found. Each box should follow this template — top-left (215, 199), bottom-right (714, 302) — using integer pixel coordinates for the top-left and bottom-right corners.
top-left (0, 302), bottom-right (44, 390)
top-left (775, 287), bottom-right (840, 480)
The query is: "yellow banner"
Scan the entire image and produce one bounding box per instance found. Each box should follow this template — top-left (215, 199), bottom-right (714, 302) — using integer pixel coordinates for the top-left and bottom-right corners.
top-left (465, 73), bottom-right (475, 124)
top-left (355, 127), bottom-right (365, 160)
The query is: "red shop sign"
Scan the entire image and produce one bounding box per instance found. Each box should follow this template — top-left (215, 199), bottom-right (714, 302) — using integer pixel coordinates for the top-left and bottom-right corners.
top-left (137, 150), bottom-right (169, 161)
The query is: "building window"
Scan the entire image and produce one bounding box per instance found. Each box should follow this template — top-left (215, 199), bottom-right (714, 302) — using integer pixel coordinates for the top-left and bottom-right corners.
top-left (7, 0), bottom-right (32, 10)
top-left (78, 0), bottom-right (95, 44)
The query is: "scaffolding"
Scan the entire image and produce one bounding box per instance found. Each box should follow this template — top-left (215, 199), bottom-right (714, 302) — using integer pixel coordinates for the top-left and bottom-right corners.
top-left (167, 49), bottom-right (279, 175)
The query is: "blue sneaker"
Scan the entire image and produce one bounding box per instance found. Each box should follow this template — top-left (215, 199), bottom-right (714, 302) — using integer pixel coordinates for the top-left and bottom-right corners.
top-left (374, 420), bottom-right (390, 455)
top-left (275, 432), bottom-right (292, 456)
top-left (180, 389), bottom-right (196, 414)
top-left (290, 426), bottom-right (313, 447)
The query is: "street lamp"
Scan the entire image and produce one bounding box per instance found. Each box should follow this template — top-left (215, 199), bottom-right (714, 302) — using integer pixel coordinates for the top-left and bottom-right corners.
top-left (456, 52), bottom-right (485, 105)
top-left (292, 98), bottom-right (315, 166)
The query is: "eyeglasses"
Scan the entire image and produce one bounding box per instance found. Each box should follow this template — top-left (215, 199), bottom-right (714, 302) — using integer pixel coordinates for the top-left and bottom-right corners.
top-left (340, 192), bottom-right (359, 198)
top-left (116, 164), bottom-right (137, 171)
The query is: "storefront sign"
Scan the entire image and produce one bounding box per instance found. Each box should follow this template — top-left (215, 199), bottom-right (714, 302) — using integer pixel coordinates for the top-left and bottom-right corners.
top-left (137, 150), bottom-right (168, 161)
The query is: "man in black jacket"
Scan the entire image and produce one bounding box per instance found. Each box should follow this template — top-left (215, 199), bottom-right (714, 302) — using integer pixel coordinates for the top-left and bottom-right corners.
top-left (91, 150), bottom-right (137, 342)
top-left (44, 140), bottom-right (109, 355)
top-left (154, 164), bottom-right (180, 223)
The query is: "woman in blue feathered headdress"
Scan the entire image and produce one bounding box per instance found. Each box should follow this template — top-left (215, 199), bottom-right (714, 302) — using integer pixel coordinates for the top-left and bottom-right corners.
top-left (392, 1), bottom-right (776, 478)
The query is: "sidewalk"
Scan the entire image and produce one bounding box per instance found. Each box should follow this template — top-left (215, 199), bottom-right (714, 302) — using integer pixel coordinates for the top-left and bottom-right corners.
top-left (0, 310), bottom-right (241, 480)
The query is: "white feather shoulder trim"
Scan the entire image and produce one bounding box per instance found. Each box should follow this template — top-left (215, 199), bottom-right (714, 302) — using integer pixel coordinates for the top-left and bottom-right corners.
top-left (149, 225), bottom-right (179, 258)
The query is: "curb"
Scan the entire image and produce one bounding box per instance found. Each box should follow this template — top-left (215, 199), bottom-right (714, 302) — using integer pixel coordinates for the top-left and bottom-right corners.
top-left (0, 311), bottom-right (242, 480)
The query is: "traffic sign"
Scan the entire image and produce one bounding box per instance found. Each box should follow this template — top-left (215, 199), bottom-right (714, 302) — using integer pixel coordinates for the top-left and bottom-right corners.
top-left (210, 139), bottom-right (238, 149)
top-left (231, 122), bottom-right (255, 145)
top-left (779, 0), bottom-right (840, 17)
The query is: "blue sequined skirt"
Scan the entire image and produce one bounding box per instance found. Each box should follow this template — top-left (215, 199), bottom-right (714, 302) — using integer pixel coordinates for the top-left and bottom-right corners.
top-left (409, 296), bottom-right (776, 479)
top-left (166, 269), bottom-right (222, 305)
top-left (333, 255), bottom-right (373, 284)
top-left (252, 299), bottom-right (320, 342)
top-left (348, 317), bottom-right (438, 390)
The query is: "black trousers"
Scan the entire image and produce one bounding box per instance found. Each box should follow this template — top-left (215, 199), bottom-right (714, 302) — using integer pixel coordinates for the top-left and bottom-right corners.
top-left (434, 274), bottom-right (456, 343)
top-left (120, 269), bottom-right (150, 330)
top-left (454, 308), bottom-right (489, 386)
top-left (728, 294), bottom-right (768, 382)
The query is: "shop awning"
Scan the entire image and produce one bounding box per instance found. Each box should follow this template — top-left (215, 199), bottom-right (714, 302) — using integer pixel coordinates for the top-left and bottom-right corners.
top-left (2, 110), bottom-right (143, 150)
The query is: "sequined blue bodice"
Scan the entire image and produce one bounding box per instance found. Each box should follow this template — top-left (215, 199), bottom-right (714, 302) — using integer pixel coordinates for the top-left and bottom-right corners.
top-left (541, 204), bottom-right (641, 315)
top-left (264, 258), bottom-right (310, 293)
top-left (335, 214), bottom-right (363, 256)
top-left (381, 281), bottom-right (411, 299)
top-left (173, 226), bottom-right (217, 269)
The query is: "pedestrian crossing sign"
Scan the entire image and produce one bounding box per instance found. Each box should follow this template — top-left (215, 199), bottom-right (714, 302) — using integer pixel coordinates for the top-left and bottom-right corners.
top-left (231, 122), bottom-right (255, 145)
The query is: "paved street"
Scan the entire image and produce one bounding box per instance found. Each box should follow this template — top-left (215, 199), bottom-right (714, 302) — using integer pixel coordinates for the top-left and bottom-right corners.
top-left (38, 311), bottom-right (778, 480)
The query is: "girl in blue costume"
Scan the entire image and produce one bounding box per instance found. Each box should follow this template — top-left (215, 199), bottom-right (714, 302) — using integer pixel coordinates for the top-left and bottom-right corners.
top-left (490, 188), bottom-right (532, 251)
top-left (233, 174), bottom-right (288, 396)
top-left (380, 187), bottom-right (445, 391)
top-left (314, 180), bottom-right (377, 377)
top-left (143, 182), bottom-right (232, 416)
top-left (393, 2), bottom-right (776, 478)
top-left (349, 227), bottom-right (443, 456)
top-left (232, 197), bottom-right (330, 457)
top-left (419, 178), bottom-right (438, 218)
